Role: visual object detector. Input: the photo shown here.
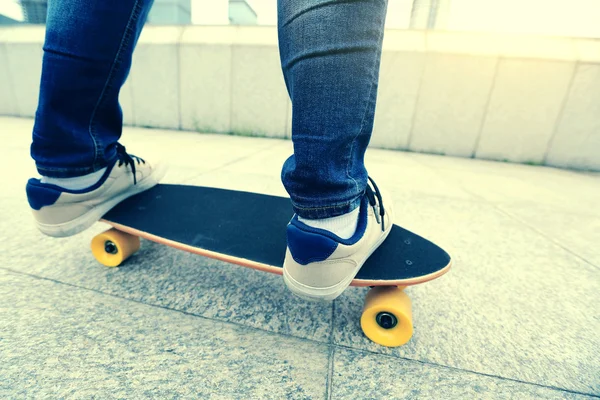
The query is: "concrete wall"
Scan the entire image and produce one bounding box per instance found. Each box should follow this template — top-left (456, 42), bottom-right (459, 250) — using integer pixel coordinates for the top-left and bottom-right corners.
top-left (1, 25), bottom-right (599, 171)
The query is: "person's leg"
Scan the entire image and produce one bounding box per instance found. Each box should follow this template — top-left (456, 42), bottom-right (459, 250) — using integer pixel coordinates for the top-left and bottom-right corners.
top-left (31, 0), bottom-right (153, 177)
top-left (26, 0), bottom-right (165, 237)
top-left (278, 0), bottom-right (387, 219)
top-left (278, 0), bottom-right (393, 300)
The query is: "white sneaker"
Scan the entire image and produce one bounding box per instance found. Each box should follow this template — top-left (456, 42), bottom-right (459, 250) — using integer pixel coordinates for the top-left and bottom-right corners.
top-left (283, 178), bottom-right (394, 301)
top-left (26, 144), bottom-right (166, 237)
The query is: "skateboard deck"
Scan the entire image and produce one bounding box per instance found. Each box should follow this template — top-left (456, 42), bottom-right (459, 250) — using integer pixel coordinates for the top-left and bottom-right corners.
top-left (93, 184), bottom-right (452, 347)
top-left (99, 184), bottom-right (452, 286)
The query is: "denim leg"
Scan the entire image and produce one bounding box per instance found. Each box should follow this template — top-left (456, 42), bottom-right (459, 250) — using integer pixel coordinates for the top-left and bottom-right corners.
top-left (278, 0), bottom-right (388, 219)
top-left (31, 0), bottom-right (154, 178)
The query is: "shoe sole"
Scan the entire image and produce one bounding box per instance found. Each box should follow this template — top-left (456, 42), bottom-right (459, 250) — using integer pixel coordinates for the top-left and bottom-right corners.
top-left (283, 215), bottom-right (394, 301)
top-left (35, 164), bottom-right (167, 237)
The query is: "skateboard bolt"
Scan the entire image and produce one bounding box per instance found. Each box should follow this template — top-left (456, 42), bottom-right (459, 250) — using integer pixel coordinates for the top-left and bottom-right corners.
top-left (104, 241), bottom-right (118, 255)
top-left (376, 312), bottom-right (398, 329)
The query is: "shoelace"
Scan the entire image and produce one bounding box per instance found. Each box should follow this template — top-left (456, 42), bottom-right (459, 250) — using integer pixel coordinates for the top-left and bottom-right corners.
top-left (116, 143), bottom-right (145, 185)
top-left (365, 177), bottom-right (386, 231)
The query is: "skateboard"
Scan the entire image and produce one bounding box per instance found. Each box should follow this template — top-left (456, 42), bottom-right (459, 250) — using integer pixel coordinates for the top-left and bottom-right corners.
top-left (91, 184), bottom-right (452, 347)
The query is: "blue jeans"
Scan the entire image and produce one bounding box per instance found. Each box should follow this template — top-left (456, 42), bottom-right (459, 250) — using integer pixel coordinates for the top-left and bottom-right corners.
top-left (31, 0), bottom-right (388, 219)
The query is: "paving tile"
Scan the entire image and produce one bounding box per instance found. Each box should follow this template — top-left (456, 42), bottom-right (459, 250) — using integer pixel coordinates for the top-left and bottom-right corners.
top-left (332, 348), bottom-right (596, 400)
top-left (3, 117), bottom-right (599, 397)
top-left (0, 270), bottom-right (329, 399)
top-left (187, 170), bottom-right (288, 197)
top-left (408, 150), bottom-right (547, 173)
top-left (499, 204), bottom-right (600, 268)
top-left (333, 196), bottom-right (600, 394)
top-left (216, 138), bottom-right (291, 177)
top-left (118, 126), bottom-right (278, 172)
top-left (435, 167), bottom-right (575, 210)
top-left (204, 144), bottom-right (475, 200)
top-left (365, 149), bottom-right (475, 201)
top-left (0, 151), bottom-right (38, 200)
top-left (0, 199), bottom-right (332, 344)
top-left (415, 154), bottom-right (600, 215)
top-left (0, 116), bottom-right (33, 148)
top-left (218, 143), bottom-right (475, 200)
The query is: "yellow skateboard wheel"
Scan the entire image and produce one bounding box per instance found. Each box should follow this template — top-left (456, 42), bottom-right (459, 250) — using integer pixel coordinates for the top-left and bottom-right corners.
top-left (91, 228), bottom-right (140, 267)
top-left (361, 286), bottom-right (413, 347)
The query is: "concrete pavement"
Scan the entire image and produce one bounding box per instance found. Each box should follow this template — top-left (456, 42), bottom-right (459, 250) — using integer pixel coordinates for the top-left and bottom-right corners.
top-left (1, 117), bottom-right (598, 399)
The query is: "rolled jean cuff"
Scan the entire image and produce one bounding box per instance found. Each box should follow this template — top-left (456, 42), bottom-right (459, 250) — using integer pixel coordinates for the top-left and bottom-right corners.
top-left (291, 195), bottom-right (362, 219)
top-left (35, 156), bottom-right (115, 178)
